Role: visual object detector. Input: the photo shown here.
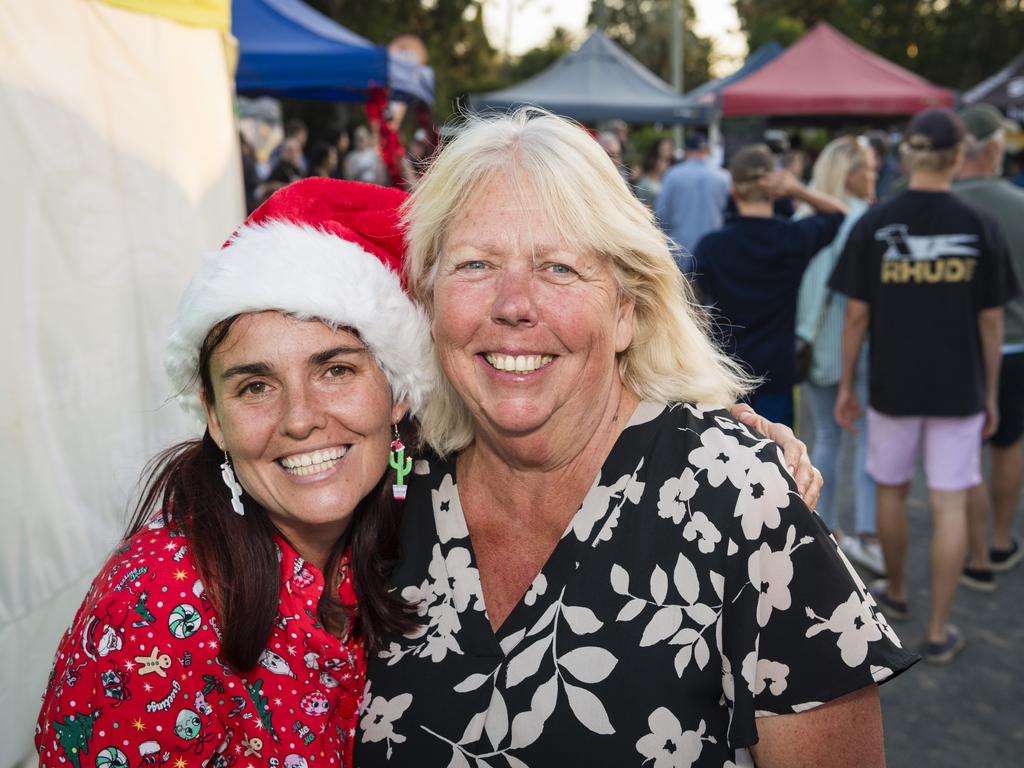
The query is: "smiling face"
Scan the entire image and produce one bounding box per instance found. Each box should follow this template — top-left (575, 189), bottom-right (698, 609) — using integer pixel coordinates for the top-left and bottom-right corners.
top-left (431, 172), bottom-right (634, 456)
top-left (203, 312), bottom-right (406, 556)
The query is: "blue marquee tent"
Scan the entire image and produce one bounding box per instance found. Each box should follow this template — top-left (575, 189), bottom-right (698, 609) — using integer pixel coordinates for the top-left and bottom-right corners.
top-left (232, 0), bottom-right (434, 104)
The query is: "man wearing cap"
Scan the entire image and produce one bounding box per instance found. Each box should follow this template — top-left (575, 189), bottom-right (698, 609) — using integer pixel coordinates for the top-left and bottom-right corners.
top-left (831, 107), bottom-right (1020, 663)
top-left (655, 131), bottom-right (730, 273)
top-left (953, 104), bottom-right (1024, 590)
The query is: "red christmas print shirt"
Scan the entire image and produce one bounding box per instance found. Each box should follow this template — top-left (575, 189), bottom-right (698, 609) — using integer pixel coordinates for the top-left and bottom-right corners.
top-left (35, 516), bottom-right (365, 768)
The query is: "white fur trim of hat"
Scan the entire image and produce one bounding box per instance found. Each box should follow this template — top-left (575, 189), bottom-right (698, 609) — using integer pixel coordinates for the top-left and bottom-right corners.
top-left (165, 220), bottom-right (434, 424)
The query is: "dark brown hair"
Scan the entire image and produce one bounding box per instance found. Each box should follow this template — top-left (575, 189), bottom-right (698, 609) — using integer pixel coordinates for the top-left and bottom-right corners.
top-left (128, 316), bottom-right (417, 670)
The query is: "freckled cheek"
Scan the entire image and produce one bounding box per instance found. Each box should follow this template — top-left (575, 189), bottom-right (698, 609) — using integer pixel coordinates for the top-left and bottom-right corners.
top-left (433, 282), bottom-right (490, 348)
top-left (219, 407), bottom-right (280, 460)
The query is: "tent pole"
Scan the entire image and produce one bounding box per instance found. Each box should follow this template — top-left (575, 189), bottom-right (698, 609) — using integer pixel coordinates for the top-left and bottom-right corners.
top-left (672, 0), bottom-right (684, 145)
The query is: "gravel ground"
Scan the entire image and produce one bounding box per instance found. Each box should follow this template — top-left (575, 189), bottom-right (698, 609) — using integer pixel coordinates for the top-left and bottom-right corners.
top-left (797, 384), bottom-right (1024, 768)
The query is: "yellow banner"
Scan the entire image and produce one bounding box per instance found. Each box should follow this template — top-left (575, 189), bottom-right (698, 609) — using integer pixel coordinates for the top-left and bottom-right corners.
top-left (94, 0), bottom-right (230, 32)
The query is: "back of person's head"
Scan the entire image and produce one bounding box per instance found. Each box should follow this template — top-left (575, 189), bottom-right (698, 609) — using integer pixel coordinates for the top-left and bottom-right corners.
top-left (960, 104), bottom-right (1017, 169)
top-left (597, 131), bottom-right (622, 160)
top-left (684, 133), bottom-right (709, 156)
top-left (729, 144), bottom-right (775, 203)
top-left (865, 129), bottom-right (890, 161)
top-left (403, 107), bottom-right (751, 454)
top-left (307, 140), bottom-right (337, 176)
top-left (811, 135), bottom-right (872, 200)
top-left (899, 108), bottom-right (965, 174)
top-left (284, 118), bottom-right (308, 142)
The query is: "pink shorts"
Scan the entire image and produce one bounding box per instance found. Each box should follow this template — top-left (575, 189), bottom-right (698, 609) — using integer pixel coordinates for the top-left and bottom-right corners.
top-left (866, 408), bottom-right (985, 491)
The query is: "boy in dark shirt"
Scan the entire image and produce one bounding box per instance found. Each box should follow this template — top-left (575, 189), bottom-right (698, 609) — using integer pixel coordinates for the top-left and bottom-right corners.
top-left (830, 108), bottom-right (1019, 663)
top-left (695, 144), bottom-right (847, 426)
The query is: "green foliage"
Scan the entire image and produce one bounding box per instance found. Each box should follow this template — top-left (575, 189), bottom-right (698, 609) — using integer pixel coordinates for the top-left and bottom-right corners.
top-left (509, 26), bottom-right (575, 83)
top-left (734, 0), bottom-right (1024, 91)
top-left (587, 0), bottom-right (712, 92)
top-left (304, 0), bottom-right (500, 118)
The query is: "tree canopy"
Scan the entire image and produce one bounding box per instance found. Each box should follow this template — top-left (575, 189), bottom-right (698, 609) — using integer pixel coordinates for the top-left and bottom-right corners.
top-left (305, 0), bottom-right (501, 117)
top-left (587, 0), bottom-right (712, 92)
top-left (734, 0), bottom-right (1024, 91)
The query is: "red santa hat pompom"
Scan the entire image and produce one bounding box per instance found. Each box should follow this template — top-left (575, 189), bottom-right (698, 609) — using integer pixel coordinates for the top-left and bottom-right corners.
top-left (165, 178), bottom-right (433, 423)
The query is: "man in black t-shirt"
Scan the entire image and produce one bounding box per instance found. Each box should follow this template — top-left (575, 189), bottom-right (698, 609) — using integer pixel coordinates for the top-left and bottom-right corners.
top-left (830, 108), bottom-right (1019, 664)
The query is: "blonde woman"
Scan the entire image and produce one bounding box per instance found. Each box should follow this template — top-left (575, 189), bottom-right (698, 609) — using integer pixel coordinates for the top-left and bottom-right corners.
top-left (795, 136), bottom-right (881, 574)
top-left (356, 111), bottom-right (914, 768)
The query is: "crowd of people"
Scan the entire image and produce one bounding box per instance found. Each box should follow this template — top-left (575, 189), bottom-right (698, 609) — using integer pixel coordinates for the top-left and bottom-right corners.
top-left (29, 88), bottom-right (1024, 765)
top-left (36, 108), bottom-right (922, 768)
top-left (640, 105), bottom-right (1024, 666)
top-left (240, 118), bottom-right (434, 213)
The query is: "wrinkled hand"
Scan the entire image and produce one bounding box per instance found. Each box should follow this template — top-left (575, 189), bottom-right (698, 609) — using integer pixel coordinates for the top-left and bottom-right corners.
top-left (834, 385), bottom-right (863, 433)
top-left (730, 403), bottom-right (822, 511)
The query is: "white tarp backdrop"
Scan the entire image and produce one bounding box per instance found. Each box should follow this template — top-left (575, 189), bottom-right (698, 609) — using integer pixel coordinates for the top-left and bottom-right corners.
top-left (0, 0), bottom-right (242, 762)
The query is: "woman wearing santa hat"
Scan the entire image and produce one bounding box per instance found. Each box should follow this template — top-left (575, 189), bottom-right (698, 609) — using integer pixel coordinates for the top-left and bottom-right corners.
top-left (35, 178), bottom-right (432, 767)
top-left (36, 171), bottom-right (821, 768)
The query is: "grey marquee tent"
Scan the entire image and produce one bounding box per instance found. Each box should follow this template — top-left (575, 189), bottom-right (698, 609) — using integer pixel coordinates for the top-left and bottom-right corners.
top-left (471, 31), bottom-right (702, 123)
top-left (964, 52), bottom-right (1024, 123)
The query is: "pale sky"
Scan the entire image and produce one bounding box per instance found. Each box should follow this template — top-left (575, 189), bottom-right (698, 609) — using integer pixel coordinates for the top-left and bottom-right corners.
top-left (482, 0), bottom-right (748, 78)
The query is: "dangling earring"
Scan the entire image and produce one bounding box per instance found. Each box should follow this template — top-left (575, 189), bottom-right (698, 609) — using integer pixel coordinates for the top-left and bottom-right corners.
top-left (389, 424), bottom-right (412, 501)
top-left (219, 451), bottom-right (246, 516)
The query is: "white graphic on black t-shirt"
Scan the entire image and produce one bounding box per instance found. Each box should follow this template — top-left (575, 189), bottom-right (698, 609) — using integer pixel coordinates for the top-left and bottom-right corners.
top-left (875, 224), bottom-right (979, 261)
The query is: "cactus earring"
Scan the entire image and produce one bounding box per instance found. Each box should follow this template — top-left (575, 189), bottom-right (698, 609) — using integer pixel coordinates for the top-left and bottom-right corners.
top-left (389, 424), bottom-right (412, 501)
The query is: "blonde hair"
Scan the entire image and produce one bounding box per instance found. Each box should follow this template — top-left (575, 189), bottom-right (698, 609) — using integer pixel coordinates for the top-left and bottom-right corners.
top-left (811, 135), bottom-right (871, 199)
top-left (898, 142), bottom-right (961, 173)
top-left (402, 108), bottom-right (753, 456)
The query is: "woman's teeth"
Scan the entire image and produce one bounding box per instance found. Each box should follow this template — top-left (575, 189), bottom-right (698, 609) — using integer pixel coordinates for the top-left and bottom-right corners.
top-left (280, 447), bottom-right (347, 476)
top-left (484, 353), bottom-right (554, 373)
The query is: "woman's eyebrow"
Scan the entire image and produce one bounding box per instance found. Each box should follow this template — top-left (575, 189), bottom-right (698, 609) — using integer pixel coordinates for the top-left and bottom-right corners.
top-left (310, 345), bottom-right (367, 366)
top-left (221, 362), bottom-right (270, 380)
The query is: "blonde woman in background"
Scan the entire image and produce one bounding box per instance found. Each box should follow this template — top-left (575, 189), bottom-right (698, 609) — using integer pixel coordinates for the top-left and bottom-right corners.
top-left (796, 136), bottom-right (882, 574)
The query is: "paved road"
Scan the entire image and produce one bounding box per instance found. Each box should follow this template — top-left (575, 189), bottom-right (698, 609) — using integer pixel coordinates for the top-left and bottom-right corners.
top-left (797, 386), bottom-right (1024, 768)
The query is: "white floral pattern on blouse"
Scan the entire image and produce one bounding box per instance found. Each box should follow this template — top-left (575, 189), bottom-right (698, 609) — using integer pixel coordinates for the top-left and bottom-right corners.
top-left (356, 403), bottom-right (917, 767)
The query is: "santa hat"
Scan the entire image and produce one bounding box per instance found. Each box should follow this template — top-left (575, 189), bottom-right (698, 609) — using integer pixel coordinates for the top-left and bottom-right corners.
top-left (165, 178), bottom-right (433, 423)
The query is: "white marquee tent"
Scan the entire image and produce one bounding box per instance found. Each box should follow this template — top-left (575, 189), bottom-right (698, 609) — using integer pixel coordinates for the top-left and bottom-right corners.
top-left (0, 0), bottom-right (242, 761)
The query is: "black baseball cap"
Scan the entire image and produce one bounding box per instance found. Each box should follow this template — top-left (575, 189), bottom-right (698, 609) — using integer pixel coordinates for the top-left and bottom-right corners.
top-left (905, 108), bottom-right (966, 150)
top-left (684, 132), bottom-right (709, 151)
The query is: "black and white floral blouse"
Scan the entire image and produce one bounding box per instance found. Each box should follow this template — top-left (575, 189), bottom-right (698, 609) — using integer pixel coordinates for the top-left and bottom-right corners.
top-left (356, 402), bottom-right (916, 767)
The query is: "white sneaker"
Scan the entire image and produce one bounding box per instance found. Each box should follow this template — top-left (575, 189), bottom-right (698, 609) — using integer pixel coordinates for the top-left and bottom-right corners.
top-left (842, 535), bottom-right (887, 577)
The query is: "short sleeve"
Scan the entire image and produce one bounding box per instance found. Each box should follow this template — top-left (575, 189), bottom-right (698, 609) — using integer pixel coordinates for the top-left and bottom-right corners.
top-left (975, 212), bottom-right (1021, 309)
top-left (719, 439), bottom-right (917, 748)
top-left (35, 572), bottom-right (227, 765)
top-left (829, 215), bottom-right (872, 302)
top-left (790, 213), bottom-right (844, 263)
